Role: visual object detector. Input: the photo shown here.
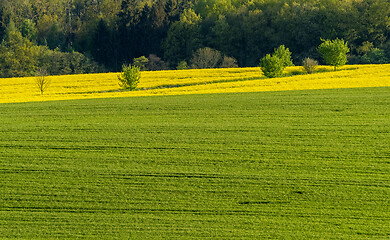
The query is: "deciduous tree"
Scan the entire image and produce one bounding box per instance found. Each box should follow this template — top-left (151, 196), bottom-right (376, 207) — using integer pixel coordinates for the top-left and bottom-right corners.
top-left (259, 45), bottom-right (293, 78)
top-left (318, 38), bottom-right (349, 70)
top-left (0, 28), bottom-right (39, 78)
top-left (118, 64), bottom-right (140, 90)
top-left (259, 54), bottom-right (284, 78)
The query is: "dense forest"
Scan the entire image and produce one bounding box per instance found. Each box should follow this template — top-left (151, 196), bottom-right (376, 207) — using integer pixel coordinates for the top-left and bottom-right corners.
top-left (1, 0), bottom-right (390, 77)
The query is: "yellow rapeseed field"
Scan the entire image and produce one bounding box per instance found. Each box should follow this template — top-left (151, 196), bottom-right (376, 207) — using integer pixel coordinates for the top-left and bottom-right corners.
top-left (0, 64), bottom-right (389, 103)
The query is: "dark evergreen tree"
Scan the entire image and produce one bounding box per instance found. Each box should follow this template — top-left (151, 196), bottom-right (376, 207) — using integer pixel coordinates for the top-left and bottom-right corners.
top-left (117, 0), bottom-right (141, 64)
top-left (0, 6), bottom-right (6, 41)
top-left (135, 4), bottom-right (153, 57)
top-left (92, 18), bottom-right (113, 69)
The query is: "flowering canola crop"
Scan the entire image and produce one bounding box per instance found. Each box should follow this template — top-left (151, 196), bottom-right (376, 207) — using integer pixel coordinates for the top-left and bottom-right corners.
top-left (0, 64), bottom-right (389, 103)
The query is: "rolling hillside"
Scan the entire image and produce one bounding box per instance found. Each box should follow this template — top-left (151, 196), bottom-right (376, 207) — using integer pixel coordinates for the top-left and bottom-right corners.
top-left (1, 66), bottom-right (389, 238)
top-left (1, 87), bottom-right (389, 238)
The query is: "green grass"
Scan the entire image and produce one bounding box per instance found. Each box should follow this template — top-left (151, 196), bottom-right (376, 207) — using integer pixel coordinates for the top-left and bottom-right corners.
top-left (1, 87), bottom-right (389, 239)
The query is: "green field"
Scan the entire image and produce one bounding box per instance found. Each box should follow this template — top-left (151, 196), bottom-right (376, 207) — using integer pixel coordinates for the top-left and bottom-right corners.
top-left (1, 87), bottom-right (389, 239)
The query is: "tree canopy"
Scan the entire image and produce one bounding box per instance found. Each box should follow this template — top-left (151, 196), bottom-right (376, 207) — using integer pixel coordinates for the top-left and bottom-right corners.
top-left (318, 38), bottom-right (350, 70)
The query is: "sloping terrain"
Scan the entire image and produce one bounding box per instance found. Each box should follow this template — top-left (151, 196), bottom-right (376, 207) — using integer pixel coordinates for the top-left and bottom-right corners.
top-left (1, 88), bottom-right (389, 239)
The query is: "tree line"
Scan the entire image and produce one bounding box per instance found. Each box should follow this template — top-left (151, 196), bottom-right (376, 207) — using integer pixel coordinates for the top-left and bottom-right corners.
top-left (1, 0), bottom-right (390, 78)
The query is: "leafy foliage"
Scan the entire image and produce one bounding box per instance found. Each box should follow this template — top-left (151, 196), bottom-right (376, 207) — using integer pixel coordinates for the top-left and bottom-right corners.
top-left (163, 9), bottom-right (202, 67)
top-left (361, 48), bottom-right (389, 64)
top-left (259, 54), bottom-right (284, 78)
top-left (260, 45), bottom-right (293, 78)
top-left (176, 60), bottom-right (188, 70)
top-left (118, 64), bottom-right (141, 90)
top-left (0, 30), bottom-right (39, 78)
top-left (38, 47), bottom-right (102, 76)
top-left (273, 45), bottom-right (294, 68)
top-left (133, 56), bottom-right (149, 71)
top-left (318, 38), bottom-right (349, 70)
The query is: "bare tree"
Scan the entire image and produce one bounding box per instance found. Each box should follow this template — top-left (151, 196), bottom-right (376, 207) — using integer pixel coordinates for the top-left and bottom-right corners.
top-left (302, 57), bottom-right (318, 74)
top-left (220, 55), bottom-right (238, 68)
top-left (35, 68), bottom-right (50, 95)
top-left (190, 47), bottom-right (222, 69)
top-left (148, 54), bottom-right (168, 71)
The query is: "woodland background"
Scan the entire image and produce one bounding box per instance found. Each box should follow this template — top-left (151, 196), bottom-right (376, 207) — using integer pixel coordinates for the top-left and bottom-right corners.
top-left (1, 0), bottom-right (390, 77)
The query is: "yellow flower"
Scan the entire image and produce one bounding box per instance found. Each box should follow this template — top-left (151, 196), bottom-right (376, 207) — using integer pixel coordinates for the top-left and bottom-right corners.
top-left (0, 65), bottom-right (389, 104)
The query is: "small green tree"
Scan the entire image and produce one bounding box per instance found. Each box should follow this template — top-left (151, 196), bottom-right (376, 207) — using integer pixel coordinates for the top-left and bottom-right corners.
top-left (273, 45), bottom-right (293, 68)
top-left (259, 54), bottom-right (284, 78)
top-left (259, 45), bottom-right (293, 78)
top-left (118, 64), bottom-right (140, 90)
top-left (317, 38), bottom-right (349, 71)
